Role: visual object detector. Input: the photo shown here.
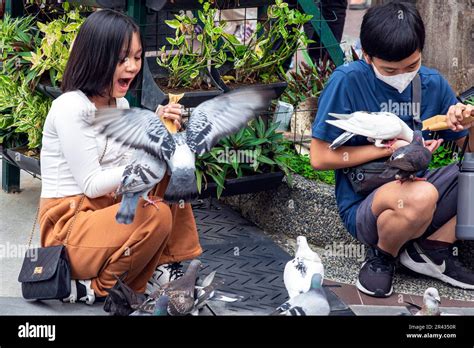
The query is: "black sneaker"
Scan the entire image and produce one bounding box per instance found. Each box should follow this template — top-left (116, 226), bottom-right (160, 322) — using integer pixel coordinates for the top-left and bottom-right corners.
top-left (400, 240), bottom-right (474, 290)
top-left (356, 246), bottom-right (396, 297)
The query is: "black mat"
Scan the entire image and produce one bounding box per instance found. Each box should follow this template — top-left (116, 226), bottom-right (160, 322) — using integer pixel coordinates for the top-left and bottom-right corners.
top-left (191, 201), bottom-right (354, 316)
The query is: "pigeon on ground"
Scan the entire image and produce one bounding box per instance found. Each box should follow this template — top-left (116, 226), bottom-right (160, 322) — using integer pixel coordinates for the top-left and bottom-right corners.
top-left (153, 295), bottom-right (170, 316)
top-left (139, 259), bottom-right (202, 316)
top-left (192, 273), bottom-right (225, 315)
top-left (405, 287), bottom-right (441, 316)
top-left (284, 236), bottom-right (324, 298)
top-left (92, 87), bottom-right (274, 224)
top-left (326, 111), bottom-right (414, 150)
top-left (271, 273), bottom-right (330, 316)
top-left (379, 130), bottom-right (432, 182)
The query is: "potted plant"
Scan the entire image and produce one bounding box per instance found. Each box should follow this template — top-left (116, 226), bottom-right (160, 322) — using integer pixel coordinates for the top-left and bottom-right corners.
top-left (142, 1), bottom-right (231, 109)
top-left (25, 10), bottom-right (85, 99)
top-left (0, 14), bottom-right (39, 81)
top-left (212, 0), bottom-right (312, 99)
top-left (196, 117), bottom-right (293, 199)
top-left (0, 73), bottom-right (49, 174)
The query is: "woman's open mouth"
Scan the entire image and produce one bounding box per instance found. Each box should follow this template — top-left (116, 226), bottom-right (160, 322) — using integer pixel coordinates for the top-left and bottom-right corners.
top-left (117, 78), bottom-right (132, 92)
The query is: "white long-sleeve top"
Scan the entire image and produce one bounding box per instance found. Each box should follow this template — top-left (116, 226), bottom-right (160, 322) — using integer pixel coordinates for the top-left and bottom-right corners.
top-left (40, 90), bottom-right (132, 198)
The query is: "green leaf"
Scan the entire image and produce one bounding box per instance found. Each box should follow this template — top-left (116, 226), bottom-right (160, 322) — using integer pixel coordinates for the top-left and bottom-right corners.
top-left (165, 19), bottom-right (181, 29)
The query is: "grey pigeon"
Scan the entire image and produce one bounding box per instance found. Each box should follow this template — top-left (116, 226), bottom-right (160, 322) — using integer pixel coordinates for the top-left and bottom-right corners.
top-left (194, 274), bottom-right (224, 311)
top-left (141, 259), bottom-right (202, 316)
top-left (379, 130), bottom-right (432, 182)
top-left (270, 273), bottom-right (330, 316)
top-left (92, 87), bottom-right (274, 224)
top-left (153, 295), bottom-right (170, 316)
top-left (326, 111), bottom-right (414, 150)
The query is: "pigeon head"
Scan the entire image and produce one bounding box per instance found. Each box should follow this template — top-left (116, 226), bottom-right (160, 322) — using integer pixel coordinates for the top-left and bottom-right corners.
top-left (412, 130), bottom-right (424, 145)
top-left (309, 273), bottom-right (323, 290)
top-left (423, 287), bottom-right (441, 305)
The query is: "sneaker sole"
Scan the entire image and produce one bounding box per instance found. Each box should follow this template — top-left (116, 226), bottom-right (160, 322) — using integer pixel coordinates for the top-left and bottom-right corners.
top-left (356, 278), bottom-right (393, 298)
top-left (400, 249), bottom-right (474, 290)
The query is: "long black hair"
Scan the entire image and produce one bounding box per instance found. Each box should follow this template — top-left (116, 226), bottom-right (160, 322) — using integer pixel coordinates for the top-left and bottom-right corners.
top-left (61, 9), bottom-right (143, 97)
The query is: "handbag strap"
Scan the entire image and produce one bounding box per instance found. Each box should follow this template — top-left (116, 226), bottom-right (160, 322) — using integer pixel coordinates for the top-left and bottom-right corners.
top-left (28, 137), bottom-right (109, 248)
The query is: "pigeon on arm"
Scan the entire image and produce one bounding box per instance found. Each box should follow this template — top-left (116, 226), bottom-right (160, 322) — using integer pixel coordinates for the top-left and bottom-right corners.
top-left (326, 111), bottom-right (414, 150)
top-left (92, 87), bottom-right (274, 224)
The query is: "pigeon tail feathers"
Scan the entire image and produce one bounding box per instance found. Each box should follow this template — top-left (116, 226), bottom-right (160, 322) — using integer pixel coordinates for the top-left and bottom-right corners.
top-left (116, 192), bottom-right (141, 224)
top-left (164, 168), bottom-right (199, 203)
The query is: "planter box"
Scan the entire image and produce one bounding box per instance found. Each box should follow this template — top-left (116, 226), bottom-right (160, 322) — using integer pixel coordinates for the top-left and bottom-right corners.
top-left (36, 83), bottom-right (62, 100)
top-left (199, 171), bottom-right (284, 199)
top-left (141, 56), bottom-right (224, 110)
top-left (211, 63), bottom-right (288, 99)
top-left (5, 147), bottom-right (41, 176)
top-left (67, 0), bottom-right (126, 8)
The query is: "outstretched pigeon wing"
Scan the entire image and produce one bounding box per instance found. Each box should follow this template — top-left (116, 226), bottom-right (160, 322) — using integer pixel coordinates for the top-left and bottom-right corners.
top-left (186, 88), bottom-right (275, 156)
top-left (92, 108), bottom-right (176, 161)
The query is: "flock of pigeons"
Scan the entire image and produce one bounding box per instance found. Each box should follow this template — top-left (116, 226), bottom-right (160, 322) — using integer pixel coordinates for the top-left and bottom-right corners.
top-left (125, 235), bottom-right (452, 316)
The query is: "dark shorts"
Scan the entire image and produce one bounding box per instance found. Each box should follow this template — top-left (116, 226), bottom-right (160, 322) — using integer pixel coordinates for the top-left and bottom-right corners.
top-left (355, 163), bottom-right (459, 246)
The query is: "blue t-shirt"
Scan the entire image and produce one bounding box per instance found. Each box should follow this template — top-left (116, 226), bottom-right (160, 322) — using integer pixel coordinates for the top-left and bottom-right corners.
top-left (311, 60), bottom-right (467, 238)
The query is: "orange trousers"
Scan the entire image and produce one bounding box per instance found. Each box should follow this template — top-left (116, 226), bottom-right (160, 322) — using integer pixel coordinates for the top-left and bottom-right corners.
top-left (39, 177), bottom-right (202, 297)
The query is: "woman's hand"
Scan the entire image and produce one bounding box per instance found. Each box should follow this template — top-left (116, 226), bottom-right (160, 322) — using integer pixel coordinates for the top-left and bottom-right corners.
top-left (446, 103), bottom-right (474, 132)
top-left (157, 103), bottom-right (184, 130)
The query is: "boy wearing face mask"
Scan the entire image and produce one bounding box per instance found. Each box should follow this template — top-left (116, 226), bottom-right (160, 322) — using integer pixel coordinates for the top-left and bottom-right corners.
top-left (310, 2), bottom-right (474, 298)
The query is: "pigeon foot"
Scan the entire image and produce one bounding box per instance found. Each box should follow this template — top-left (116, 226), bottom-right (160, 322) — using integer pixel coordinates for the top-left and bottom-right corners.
top-left (143, 198), bottom-right (164, 210)
top-left (411, 177), bottom-right (427, 182)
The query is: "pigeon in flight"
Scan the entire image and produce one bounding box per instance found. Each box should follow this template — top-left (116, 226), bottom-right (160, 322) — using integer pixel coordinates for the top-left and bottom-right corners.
top-left (326, 111), bottom-right (414, 150)
top-left (271, 273), bottom-right (330, 316)
top-left (92, 87), bottom-right (274, 224)
top-left (284, 236), bottom-right (324, 298)
top-left (379, 130), bottom-right (432, 182)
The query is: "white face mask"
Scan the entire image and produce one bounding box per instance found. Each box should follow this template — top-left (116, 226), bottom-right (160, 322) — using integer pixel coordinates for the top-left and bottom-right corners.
top-left (371, 63), bottom-right (420, 93)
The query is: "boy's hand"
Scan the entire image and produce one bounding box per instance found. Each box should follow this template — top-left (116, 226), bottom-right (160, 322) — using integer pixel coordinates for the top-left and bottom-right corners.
top-left (446, 103), bottom-right (474, 132)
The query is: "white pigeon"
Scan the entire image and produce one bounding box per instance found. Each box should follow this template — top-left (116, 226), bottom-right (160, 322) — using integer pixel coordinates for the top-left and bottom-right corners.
top-left (271, 274), bottom-right (330, 316)
top-left (284, 236), bottom-right (324, 298)
top-left (92, 87), bottom-right (274, 224)
top-left (325, 111), bottom-right (414, 150)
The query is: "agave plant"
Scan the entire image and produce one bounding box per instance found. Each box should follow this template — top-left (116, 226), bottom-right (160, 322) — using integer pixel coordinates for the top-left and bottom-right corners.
top-left (195, 117), bottom-right (293, 198)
